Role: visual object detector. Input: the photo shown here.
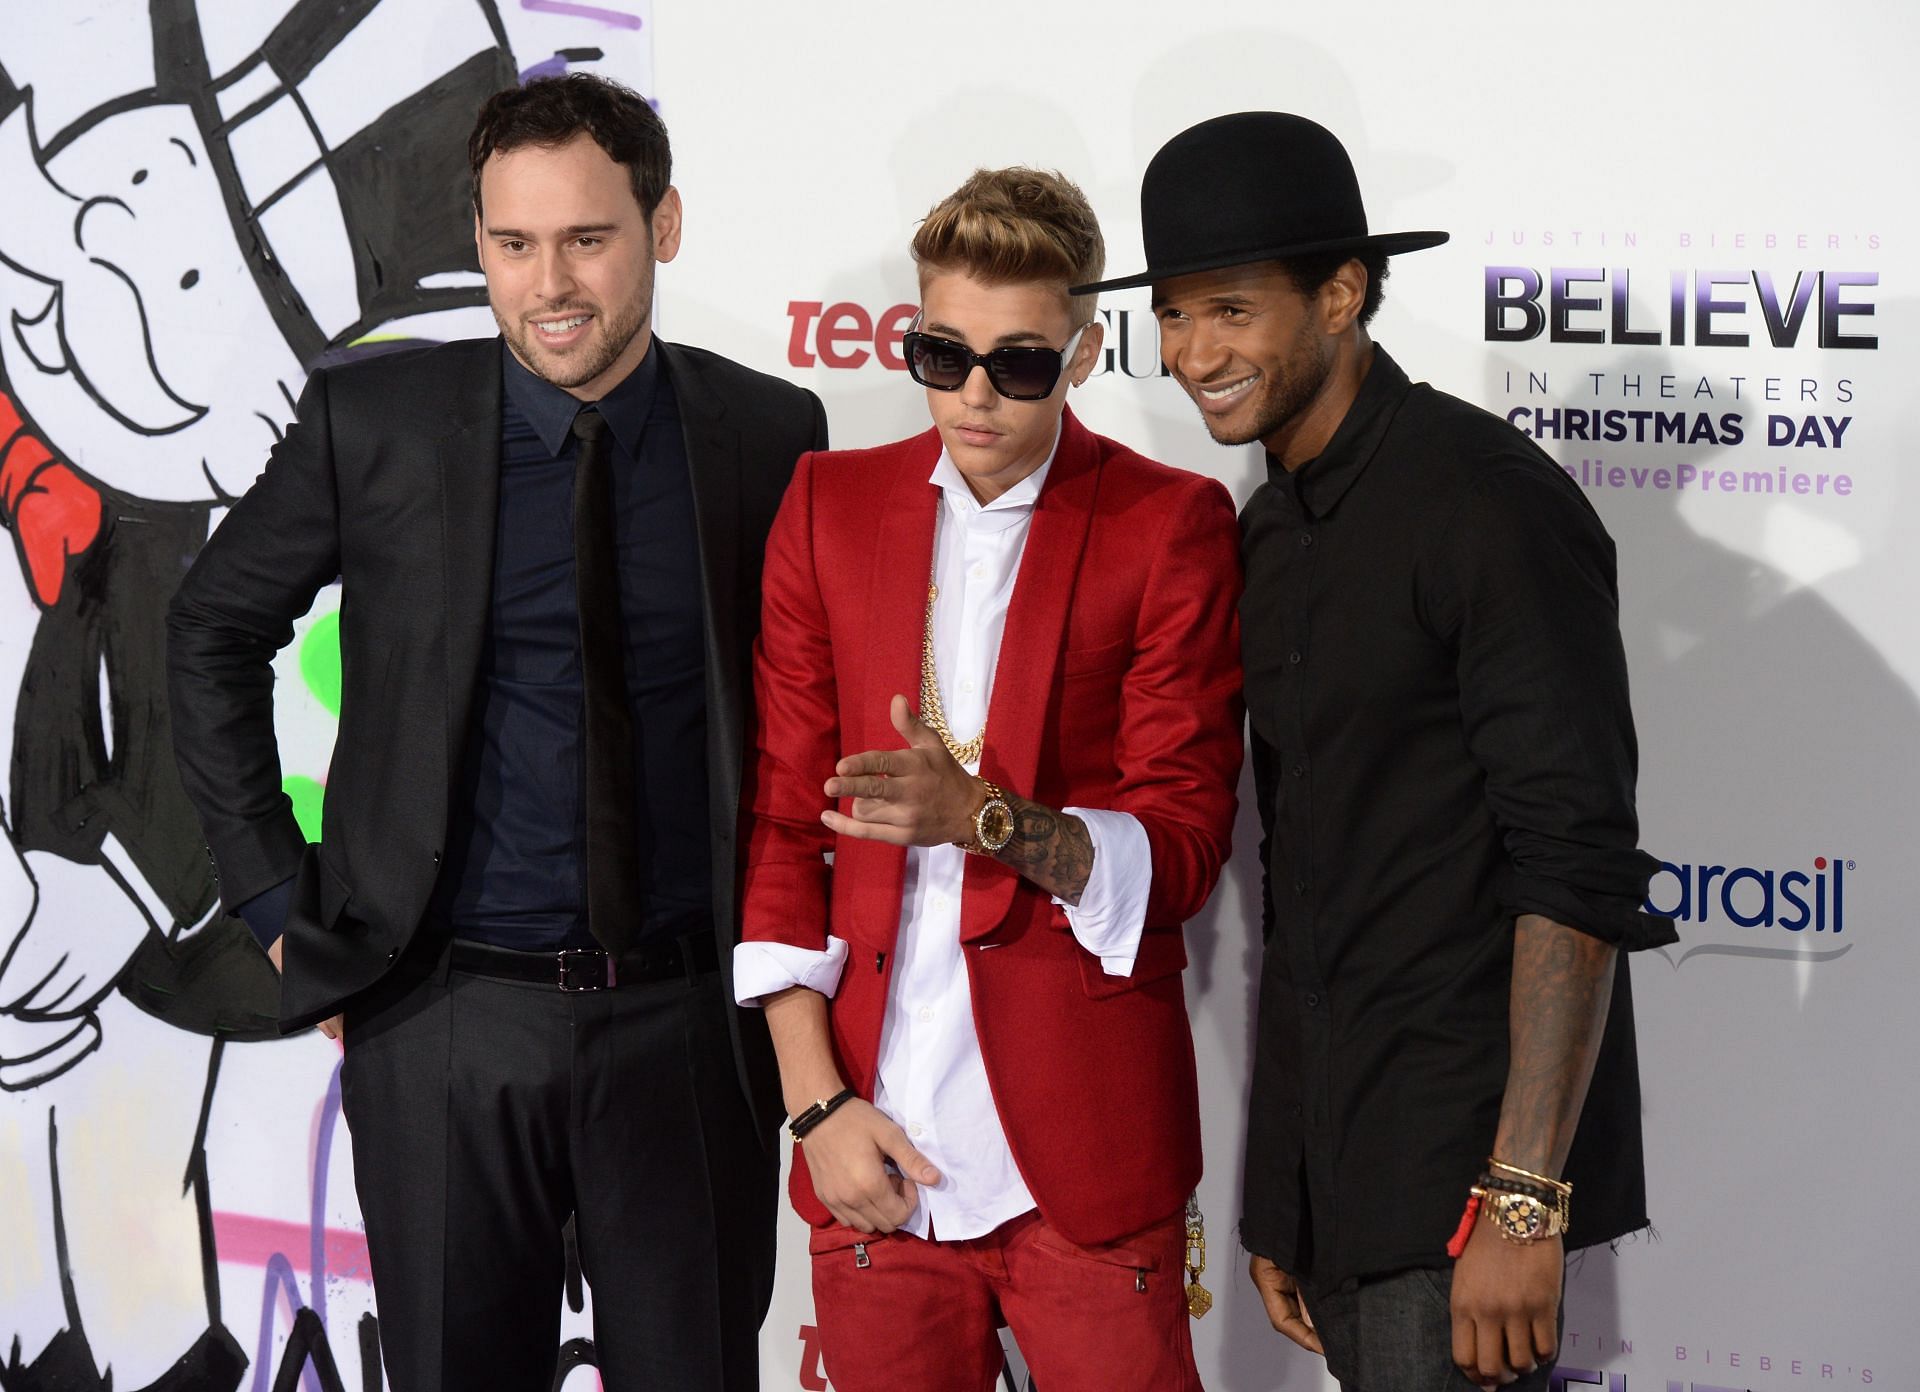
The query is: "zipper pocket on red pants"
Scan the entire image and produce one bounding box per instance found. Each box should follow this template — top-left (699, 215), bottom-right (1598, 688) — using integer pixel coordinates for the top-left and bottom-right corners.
top-left (808, 1224), bottom-right (886, 1269)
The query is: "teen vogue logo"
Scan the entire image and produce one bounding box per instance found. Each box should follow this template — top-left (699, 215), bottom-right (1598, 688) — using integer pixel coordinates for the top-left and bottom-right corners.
top-left (785, 300), bottom-right (1171, 379)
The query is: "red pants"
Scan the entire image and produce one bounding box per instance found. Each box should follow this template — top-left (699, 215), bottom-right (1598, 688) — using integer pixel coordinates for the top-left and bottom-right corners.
top-left (809, 1208), bottom-right (1203, 1392)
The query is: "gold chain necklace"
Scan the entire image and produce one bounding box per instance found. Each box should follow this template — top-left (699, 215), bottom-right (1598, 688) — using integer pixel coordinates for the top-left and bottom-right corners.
top-left (920, 511), bottom-right (984, 765)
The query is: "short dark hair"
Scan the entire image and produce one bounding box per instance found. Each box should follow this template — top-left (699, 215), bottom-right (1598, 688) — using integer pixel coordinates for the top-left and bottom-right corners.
top-left (1277, 247), bottom-right (1391, 327)
top-left (468, 74), bottom-right (670, 218)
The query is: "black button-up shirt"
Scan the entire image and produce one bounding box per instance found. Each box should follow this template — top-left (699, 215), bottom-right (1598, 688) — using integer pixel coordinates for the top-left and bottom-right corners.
top-left (428, 341), bottom-right (711, 951)
top-left (1238, 345), bottom-right (1677, 1288)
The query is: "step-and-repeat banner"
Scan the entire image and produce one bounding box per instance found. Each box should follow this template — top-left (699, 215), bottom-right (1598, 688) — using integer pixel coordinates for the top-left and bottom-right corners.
top-left (1, 3), bottom-right (1909, 1389)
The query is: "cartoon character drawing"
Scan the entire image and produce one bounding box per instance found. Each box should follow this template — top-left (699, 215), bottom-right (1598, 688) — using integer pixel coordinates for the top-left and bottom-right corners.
top-left (0, 1), bottom-right (513, 1385)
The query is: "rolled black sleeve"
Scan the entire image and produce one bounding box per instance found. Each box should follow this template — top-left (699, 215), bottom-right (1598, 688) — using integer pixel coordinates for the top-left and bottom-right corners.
top-left (1429, 465), bottom-right (1676, 951)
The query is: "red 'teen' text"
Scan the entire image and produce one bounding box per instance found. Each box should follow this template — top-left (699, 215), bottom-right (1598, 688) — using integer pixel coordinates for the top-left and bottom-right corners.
top-left (787, 300), bottom-right (918, 370)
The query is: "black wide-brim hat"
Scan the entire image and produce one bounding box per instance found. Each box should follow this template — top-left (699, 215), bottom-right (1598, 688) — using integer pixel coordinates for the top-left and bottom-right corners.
top-left (1072, 111), bottom-right (1447, 295)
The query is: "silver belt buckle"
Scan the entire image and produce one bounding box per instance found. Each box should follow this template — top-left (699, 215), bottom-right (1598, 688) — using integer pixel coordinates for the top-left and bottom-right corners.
top-left (557, 948), bottom-right (614, 991)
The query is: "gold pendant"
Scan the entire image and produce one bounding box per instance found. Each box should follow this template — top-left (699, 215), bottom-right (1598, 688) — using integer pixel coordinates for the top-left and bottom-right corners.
top-left (1185, 1277), bottom-right (1213, 1319)
top-left (1183, 1190), bottom-right (1210, 1318)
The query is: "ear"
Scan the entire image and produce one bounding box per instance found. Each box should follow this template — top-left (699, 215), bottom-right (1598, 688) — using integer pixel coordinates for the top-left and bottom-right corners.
top-left (1320, 257), bottom-right (1369, 335)
top-left (1068, 313), bottom-right (1105, 387)
top-left (651, 186), bottom-right (684, 265)
top-left (473, 210), bottom-right (485, 267)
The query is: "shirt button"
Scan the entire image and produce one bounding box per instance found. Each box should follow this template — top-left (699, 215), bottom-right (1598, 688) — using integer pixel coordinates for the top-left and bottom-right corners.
top-left (1288, 650), bottom-right (1302, 665)
top-left (1290, 763), bottom-right (1305, 779)
top-left (1299, 531), bottom-right (1315, 548)
top-left (917, 1006), bottom-right (933, 1023)
top-left (908, 1122), bottom-right (924, 1138)
top-left (1305, 992), bottom-right (1320, 1008)
top-left (960, 679), bottom-right (976, 694)
top-left (970, 563), bottom-right (986, 579)
top-left (1294, 879), bottom-right (1310, 896)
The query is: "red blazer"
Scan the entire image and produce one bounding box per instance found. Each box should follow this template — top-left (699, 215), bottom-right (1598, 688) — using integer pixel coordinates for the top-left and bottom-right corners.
top-left (742, 409), bottom-right (1243, 1244)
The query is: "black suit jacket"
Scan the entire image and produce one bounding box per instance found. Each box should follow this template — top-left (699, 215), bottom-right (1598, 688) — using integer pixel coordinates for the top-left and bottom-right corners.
top-left (166, 335), bottom-right (824, 1138)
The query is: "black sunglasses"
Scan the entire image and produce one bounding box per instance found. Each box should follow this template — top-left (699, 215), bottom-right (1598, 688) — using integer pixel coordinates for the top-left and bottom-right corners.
top-left (902, 323), bottom-right (1088, 401)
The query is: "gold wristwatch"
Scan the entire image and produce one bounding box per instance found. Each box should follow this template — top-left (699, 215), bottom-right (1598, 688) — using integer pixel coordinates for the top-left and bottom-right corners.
top-left (1473, 1185), bottom-right (1570, 1243)
top-left (960, 779), bottom-right (1014, 855)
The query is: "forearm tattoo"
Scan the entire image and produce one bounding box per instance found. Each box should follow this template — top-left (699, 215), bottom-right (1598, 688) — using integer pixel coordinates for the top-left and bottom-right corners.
top-left (1494, 913), bottom-right (1618, 1176)
top-left (993, 796), bottom-right (1094, 906)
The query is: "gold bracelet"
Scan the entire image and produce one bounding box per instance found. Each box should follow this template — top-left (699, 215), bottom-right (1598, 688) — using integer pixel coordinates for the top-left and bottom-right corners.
top-left (1487, 1157), bottom-right (1572, 1196)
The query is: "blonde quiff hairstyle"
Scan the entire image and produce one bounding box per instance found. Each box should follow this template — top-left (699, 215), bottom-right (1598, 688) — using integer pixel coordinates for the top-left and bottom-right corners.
top-left (911, 167), bottom-right (1106, 327)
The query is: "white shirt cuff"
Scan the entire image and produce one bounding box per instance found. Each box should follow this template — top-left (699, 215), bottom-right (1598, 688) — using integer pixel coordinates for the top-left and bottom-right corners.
top-left (1057, 808), bottom-right (1151, 977)
top-left (732, 936), bottom-right (849, 1005)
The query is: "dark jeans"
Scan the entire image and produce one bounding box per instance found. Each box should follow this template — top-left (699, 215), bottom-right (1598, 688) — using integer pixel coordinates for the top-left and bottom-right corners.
top-left (339, 952), bottom-right (778, 1392)
top-left (1304, 1265), bottom-right (1559, 1392)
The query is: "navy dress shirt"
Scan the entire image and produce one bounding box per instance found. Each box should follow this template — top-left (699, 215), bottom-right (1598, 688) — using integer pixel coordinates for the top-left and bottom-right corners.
top-left (236, 340), bottom-right (712, 955)
top-left (422, 340), bottom-right (711, 951)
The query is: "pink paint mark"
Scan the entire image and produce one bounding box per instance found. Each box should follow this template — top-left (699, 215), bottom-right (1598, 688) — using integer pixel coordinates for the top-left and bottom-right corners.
top-left (213, 1212), bottom-right (373, 1284)
top-left (520, 0), bottom-right (642, 29)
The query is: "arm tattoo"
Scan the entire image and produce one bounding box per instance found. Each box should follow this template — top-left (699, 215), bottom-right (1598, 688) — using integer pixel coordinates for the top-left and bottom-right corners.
top-left (1493, 914), bottom-right (1618, 1176)
top-left (992, 796), bottom-right (1094, 906)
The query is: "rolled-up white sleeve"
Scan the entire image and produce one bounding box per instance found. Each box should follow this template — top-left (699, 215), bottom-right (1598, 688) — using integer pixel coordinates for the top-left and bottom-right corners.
top-left (732, 936), bottom-right (850, 1005)
top-left (1058, 807), bottom-right (1151, 977)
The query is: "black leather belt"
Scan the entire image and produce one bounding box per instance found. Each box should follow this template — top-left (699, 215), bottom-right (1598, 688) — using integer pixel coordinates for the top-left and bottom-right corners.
top-left (450, 934), bottom-right (719, 991)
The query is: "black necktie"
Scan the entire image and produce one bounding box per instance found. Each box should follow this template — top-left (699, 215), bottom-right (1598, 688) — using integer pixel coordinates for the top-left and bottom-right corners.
top-left (572, 408), bottom-right (642, 954)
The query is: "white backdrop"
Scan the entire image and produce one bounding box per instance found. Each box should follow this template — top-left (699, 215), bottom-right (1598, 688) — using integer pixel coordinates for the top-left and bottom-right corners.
top-left (0, 3), bottom-right (1912, 1390)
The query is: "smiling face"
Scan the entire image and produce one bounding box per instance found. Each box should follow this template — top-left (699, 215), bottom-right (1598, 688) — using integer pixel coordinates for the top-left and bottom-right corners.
top-left (916, 269), bottom-right (1103, 503)
top-left (475, 133), bottom-right (681, 400)
top-left (1144, 257), bottom-right (1359, 458)
top-left (0, 100), bottom-right (304, 502)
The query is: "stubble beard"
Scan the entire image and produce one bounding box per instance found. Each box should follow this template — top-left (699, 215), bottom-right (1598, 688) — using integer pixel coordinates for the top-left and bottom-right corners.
top-left (498, 281), bottom-right (652, 392)
top-left (1199, 329), bottom-right (1336, 448)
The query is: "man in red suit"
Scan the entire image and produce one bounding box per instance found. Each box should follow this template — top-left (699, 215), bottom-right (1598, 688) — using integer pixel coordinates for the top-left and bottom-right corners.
top-left (735, 168), bottom-right (1242, 1392)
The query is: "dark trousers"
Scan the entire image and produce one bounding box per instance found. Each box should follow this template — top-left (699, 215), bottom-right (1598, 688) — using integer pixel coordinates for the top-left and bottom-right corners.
top-left (338, 951), bottom-right (778, 1392)
top-left (1304, 1266), bottom-right (1559, 1392)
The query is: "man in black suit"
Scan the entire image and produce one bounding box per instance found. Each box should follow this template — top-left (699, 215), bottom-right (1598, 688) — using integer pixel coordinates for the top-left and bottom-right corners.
top-left (166, 75), bottom-right (824, 1392)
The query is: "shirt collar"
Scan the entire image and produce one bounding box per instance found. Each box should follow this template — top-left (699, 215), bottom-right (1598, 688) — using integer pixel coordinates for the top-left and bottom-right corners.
top-left (499, 335), bottom-right (662, 458)
top-left (928, 419), bottom-right (1060, 529)
top-left (1267, 344), bottom-right (1414, 520)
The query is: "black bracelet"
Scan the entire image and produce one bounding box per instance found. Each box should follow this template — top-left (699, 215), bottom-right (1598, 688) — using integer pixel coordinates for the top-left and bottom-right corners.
top-left (1473, 1170), bottom-right (1559, 1199)
top-left (789, 1087), bottom-right (857, 1142)
top-left (1472, 1171), bottom-right (1571, 1219)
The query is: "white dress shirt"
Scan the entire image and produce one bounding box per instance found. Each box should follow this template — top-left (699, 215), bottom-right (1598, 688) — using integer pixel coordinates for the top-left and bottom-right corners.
top-left (733, 436), bottom-right (1153, 1240)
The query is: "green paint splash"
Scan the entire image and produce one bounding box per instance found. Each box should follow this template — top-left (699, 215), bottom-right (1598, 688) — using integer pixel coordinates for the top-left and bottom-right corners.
top-left (285, 606), bottom-right (343, 842)
top-left (301, 609), bottom-right (342, 716)
top-left (284, 775), bottom-right (325, 843)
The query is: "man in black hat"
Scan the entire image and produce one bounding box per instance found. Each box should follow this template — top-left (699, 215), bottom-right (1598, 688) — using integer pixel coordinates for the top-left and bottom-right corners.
top-left (1076, 112), bottom-right (1676, 1391)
